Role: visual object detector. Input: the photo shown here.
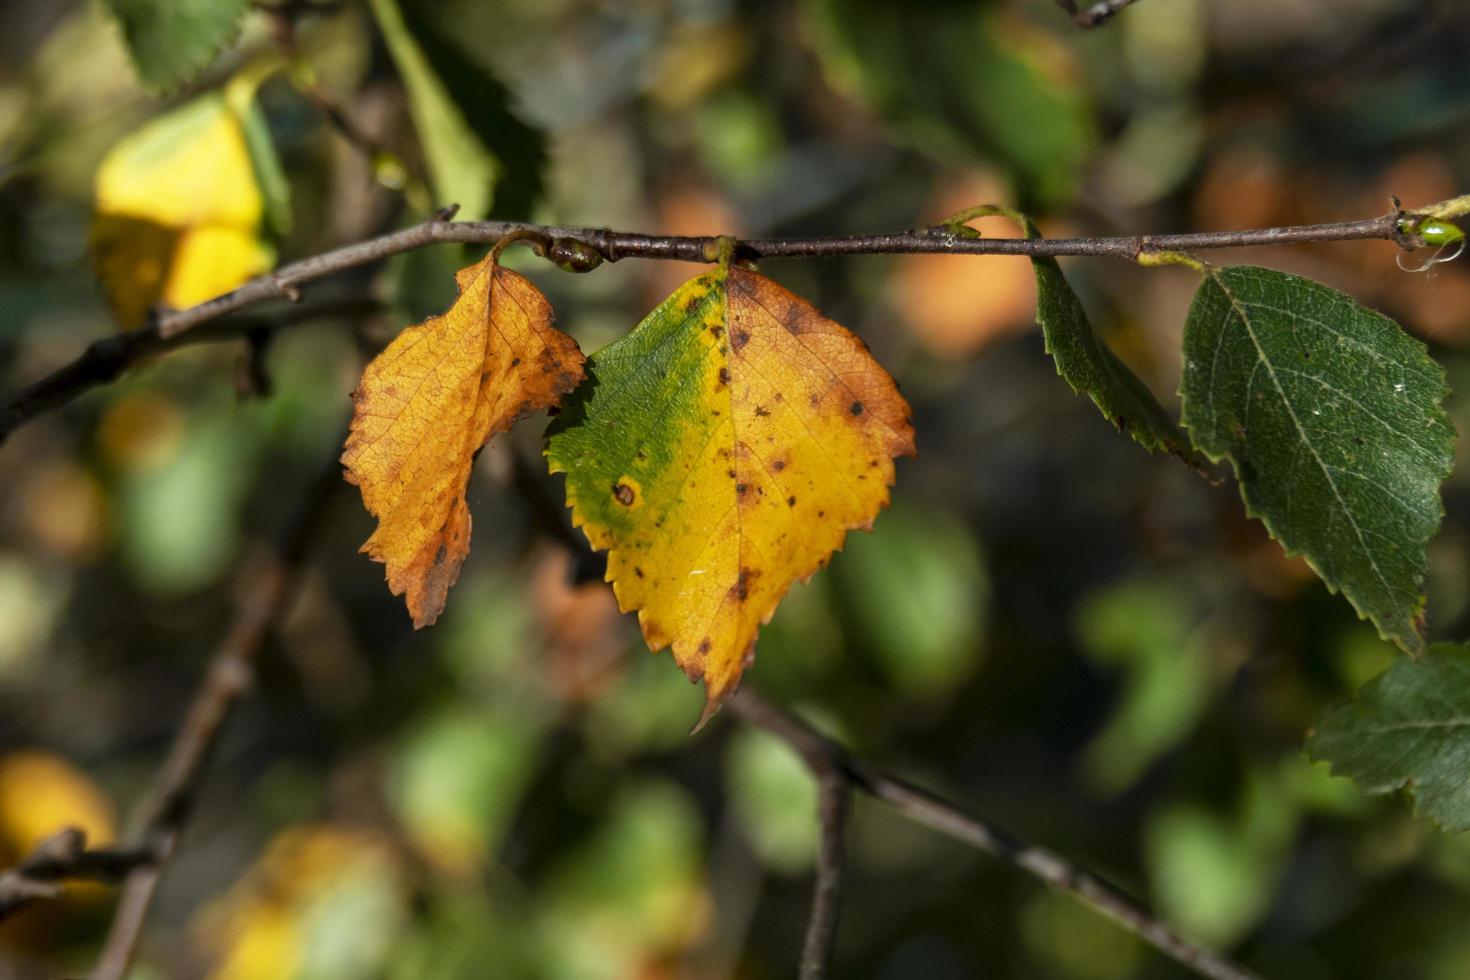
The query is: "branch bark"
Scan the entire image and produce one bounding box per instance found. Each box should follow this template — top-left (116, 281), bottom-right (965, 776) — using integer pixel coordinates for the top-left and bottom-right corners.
top-left (727, 688), bottom-right (1264, 980)
top-left (0, 297), bottom-right (378, 447)
top-left (149, 211), bottom-right (1406, 341)
top-left (1056, 0), bottom-right (1142, 28)
top-left (0, 204), bottom-right (1436, 449)
top-left (0, 829), bottom-right (153, 922)
top-left (799, 772), bottom-right (850, 980)
top-left (84, 446), bottom-right (345, 980)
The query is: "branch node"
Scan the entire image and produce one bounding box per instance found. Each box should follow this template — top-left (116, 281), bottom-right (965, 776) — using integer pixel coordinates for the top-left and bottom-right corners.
top-left (1068, 0), bottom-right (1140, 28)
top-left (31, 827), bottom-right (86, 864)
top-left (274, 277), bottom-right (303, 303)
top-left (434, 203), bottom-right (461, 223)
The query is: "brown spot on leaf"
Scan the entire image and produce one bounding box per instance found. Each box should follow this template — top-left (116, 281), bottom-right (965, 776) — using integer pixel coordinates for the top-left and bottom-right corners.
top-left (850, 400), bottom-right (864, 416)
top-left (613, 482), bottom-right (636, 506)
top-left (732, 328), bottom-right (751, 351)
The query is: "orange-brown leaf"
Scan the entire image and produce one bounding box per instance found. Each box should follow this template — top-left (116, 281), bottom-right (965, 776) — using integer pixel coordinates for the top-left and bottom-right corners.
top-left (343, 254), bottom-right (584, 626)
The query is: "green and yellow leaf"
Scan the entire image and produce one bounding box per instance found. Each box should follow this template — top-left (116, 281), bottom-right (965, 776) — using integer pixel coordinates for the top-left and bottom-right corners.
top-left (343, 253), bottom-right (585, 627)
top-left (546, 265), bottom-right (915, 718)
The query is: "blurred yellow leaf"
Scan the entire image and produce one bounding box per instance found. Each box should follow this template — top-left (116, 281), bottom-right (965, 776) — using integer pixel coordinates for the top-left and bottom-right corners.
top-left (96, 390), bottom-right (186, 473)
top-left (92, 73), bottom-right (275, 329)
top-left (0, 750), bottom-right (116, 859)
top-left (197, 824), bottom-right (405, 980)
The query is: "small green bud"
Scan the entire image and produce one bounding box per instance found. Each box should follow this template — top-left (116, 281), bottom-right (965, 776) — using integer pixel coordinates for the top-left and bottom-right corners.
top-left (1418, 220), bottom-right (1465, 247)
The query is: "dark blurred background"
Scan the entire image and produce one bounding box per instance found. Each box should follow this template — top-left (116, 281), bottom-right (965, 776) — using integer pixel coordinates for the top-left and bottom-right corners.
top-left (2, 0), bottom-right (1470, 977)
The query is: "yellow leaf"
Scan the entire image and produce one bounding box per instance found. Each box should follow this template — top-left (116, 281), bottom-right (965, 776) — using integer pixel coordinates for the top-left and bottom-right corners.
top-left (195, 824), bottom-right (403, 980)
top-left (343, 253), bottom-right (586, 627)
top-left (0, 750), bottom-right (116, 858)
top-left (92, 86), bottom-right (272, 329)
top-left (546, 266), bottom-right (915, 719)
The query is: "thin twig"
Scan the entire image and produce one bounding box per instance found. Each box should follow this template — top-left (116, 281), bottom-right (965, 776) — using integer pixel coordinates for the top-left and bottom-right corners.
top-left (88, 446), bottom-right (346, 980)
top-left (1057, 0), bottom-right (1142, 28)
top-left (0, 206), bottom-right (1432, 448)
top-left (149, 211), bottom-right (1410, 341)
top-left (0, 829), bottom-right (153, 922)
top-left (0, 297), bottom-right (378, 446)
top-left (727, 689), bottom-right (1264, 980)
top-left (800, 773), bottom-right (850, 980)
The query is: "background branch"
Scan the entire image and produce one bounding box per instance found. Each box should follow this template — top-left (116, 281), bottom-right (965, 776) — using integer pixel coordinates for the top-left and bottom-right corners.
top-left (86, 445), bottom-right (346, 980)
top-left (727, 689), bottom-right (1264, 980)
top-left (799, 772), bottom-right (850, 980)
top-left (1056, 0), bottom-right (1142, 28)
top-left (0, 829), bottom-right (152, 922)
top-left (0, 297), bottom-right (378, 446)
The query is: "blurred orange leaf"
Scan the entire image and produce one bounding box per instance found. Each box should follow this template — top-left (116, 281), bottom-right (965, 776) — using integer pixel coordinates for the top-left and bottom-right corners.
top-left (343, 252), bottom-right (585, 627)
top-left (891, 173), bottom-right (1036, 356)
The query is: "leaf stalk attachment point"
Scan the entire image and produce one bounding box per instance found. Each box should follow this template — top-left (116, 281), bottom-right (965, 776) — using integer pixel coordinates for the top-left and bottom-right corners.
top-left (1136, 249), bottom-right (1206, 273)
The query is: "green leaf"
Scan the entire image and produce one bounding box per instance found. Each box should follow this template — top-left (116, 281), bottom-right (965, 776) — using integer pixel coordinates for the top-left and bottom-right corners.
top-left (1308, 643), bottom-right (1470, 830)
top-left (802, 0), bottom-right (1093, 204)
top-left (832, 501), bottom-right (987, 696)
top-left (390, 708), bottom-right (541, 872)
top-left (368, 0), bottom-right (545, 220)
top-left (1075, 578), bottom-right (1213, 797)
top-left (1179, 266), bottom-right (1454, 654)
top-left (101, 0), bottom-right (250, 93)
top-left (726, 727), bottom-right (819, 872)
top-left (239, 97), bottom-right (291, 236)
top-left (1036, 253), bottom-right (1196, 460)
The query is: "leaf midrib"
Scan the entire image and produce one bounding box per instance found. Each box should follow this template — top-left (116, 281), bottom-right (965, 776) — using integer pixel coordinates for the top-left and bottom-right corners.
top-left (1209, 269), bottom-right (1396, 604)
